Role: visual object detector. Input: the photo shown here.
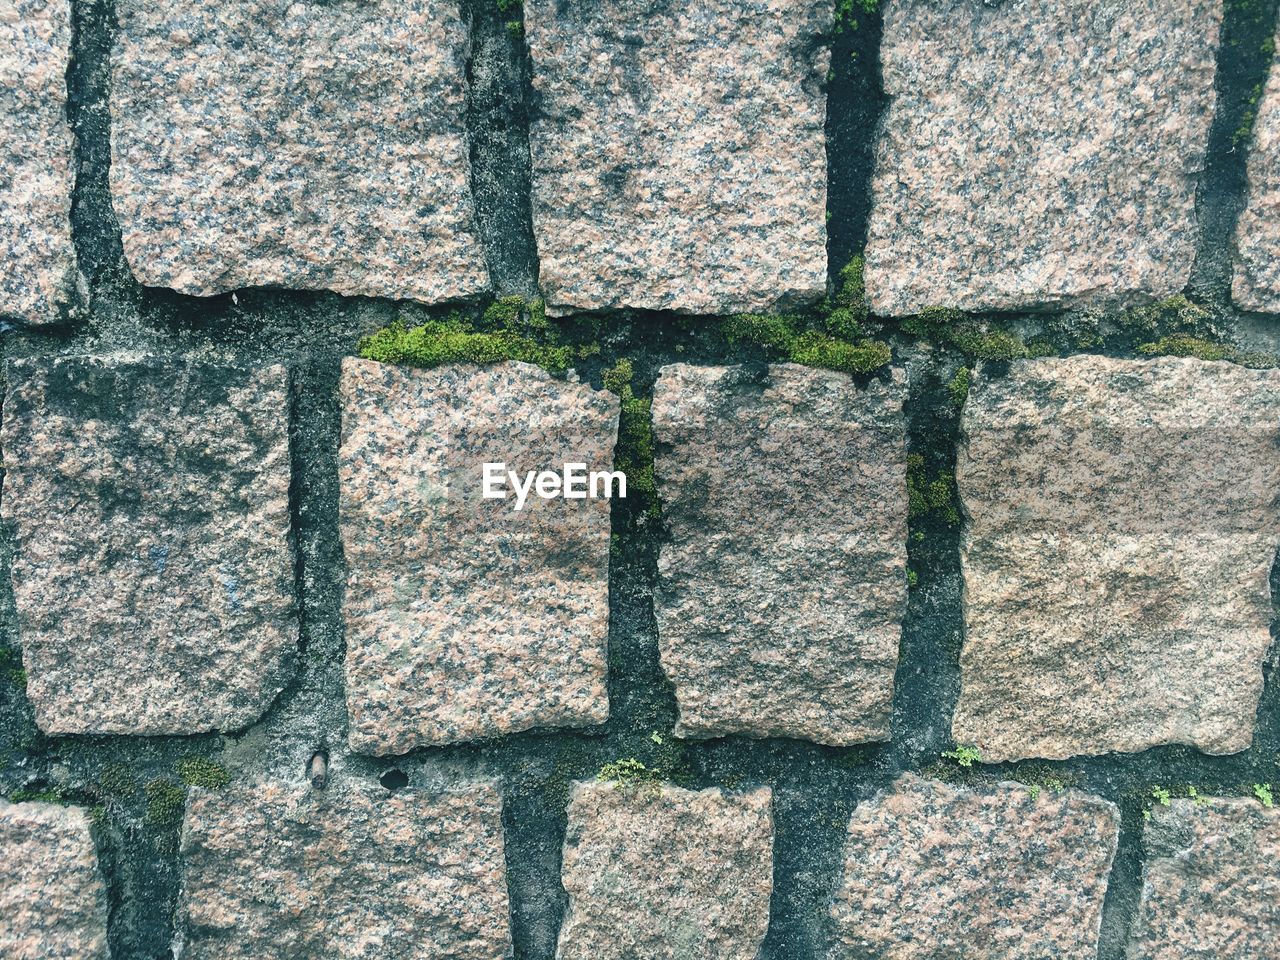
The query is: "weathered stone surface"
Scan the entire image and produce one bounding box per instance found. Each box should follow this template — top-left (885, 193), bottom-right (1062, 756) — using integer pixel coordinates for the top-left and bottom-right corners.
top-left (2, 355), bottom-right (296, 734)
top-left (0, 0), bottom-right (84, 324)
top-left (1128, 797), bottom-right (1280, 959)
top-left (828, 775), bottom-right (1118, 960)
top-left (180, 780), bottom-right (511, 959)
top-left (557, 780), bottom-right (773, 960)
top-left (524, 0), bottom-right (829, 316)
top-left (1234, 29), bottom-right (1280, 312)
top-left (110, 0), bottom-right (488, 302)
top-left (651, 363), bottom-right (907, 745)
top-left (865, 0), bottom-right (1220, 316)
top-left (0, 802), bottom-right (109, 960)
top-left (953, 356), bottom-right (1280, 762)
top-left (340, 359), bottom-right (617, 753)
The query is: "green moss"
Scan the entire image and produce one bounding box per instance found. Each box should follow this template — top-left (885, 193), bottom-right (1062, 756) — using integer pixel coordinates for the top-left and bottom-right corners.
top-left (789, 332), bottom-right (892, 375)
top-left (176, 757), bottom-right (230, 790)
top-left (942, 745), bottom-right (981, 767)
top-left (833, 0), bottom-right (879, 31)
top-left (1255, 783), bottom-right (1274, 808)
top-left (1136, 334), bottom-right (1230, 362)
top-left (506, 19), bottom-right (523, 37)
top-left (496, 0), bottom-right (520, 11)
top-left (1116, 295), bottom-right (1213, 341)
top-left (1234, 80), bottom-right (1265, 148)
top-left (948, 367), bottom-right (970, 408)
top-left (901, 308), bottom-right (1029, 361)
top-left (359, 313), bottom-right (572, 373)
top-left (97, 763), bottom-right (138, 797)
top-left (144, 779), bottom-right (185, 829)
top-left (602, 359), bottom-right (659, 522)
top-left (596, 758), bottom-right (665, 794)
top-left (907, 454), bottom-right (959, 524)
top-left (906, 569), bottom-right (918, 588)
top-left (9, 786), bottom-right (68, 804)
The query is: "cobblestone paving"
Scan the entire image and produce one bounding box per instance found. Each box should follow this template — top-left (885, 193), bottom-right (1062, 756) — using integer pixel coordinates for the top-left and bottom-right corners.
top-left (1, 1), bottom-right (1279, 958)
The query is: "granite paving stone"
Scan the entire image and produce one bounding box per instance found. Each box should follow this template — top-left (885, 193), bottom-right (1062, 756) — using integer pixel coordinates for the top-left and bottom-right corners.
top-left (524, 0), bottom-right (830, 316)
top-left (340, 359), bottom-right (617, 753)
top-left (651, 362), bottom-right (907, 746)
top-left (953, 356), bottom-right (1280, 762)
top-left (865, 0), bottom-right (1221, 315)
top-left (2, 355), bottom-right (297, 735)
top-left (1234, 25), bottom-right (1280, 312)
top-left (110, 0), bottom-right (488, 302)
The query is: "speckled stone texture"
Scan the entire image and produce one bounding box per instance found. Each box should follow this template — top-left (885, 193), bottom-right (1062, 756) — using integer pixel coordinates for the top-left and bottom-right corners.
top-left (340, 359), bottom-right (617, 753)
top-left (0, 802), bottom-right (109, 960)
top-left (556, 781), bottom-right (773, 960)
top-left (828, 776), bottom-right (1118, 960)
top-left (953, 356), bottom-right (1280, 763)
top-left (0, 0), bottom-right (85, 324)
top-left (2, 355), bottom-right (296, 734)
top-left (110, 0), bottom-right (488, 302)
top-left (1234, 28), bottom-right (1280, 311)
top-left (179, 780), bottom-right (511, 960)
top-left (524, 0), bottom-right (829, 316)
top-left (865, 0), bottom-right (1220, 316)
top-left (651, 363), bottom-right (907, 745)
top-left (1128, 798), bottom-right (1280, 959)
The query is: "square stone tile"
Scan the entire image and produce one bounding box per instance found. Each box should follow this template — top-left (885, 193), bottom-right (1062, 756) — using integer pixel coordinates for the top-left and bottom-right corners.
top-left (1128, 797), bottom-right (1280, 959)
top-left (180, 779), bottom-right (511, 959)
top-left (828, 776), bottom-right (1118, 959)
top-left (339, 359), bottom-right (617, 753)
top-left (0, 802), bottom-right (108, 960)
top-left (652, 363), bottom-right (907, 746)
top-left (2, 355), bottom-right (297, 734)
top-left (557, 780), bottom-right (773, 960)
top-left (953, 356), bottom-right (1280, 762)
top-left (524, 0), bottom-right (829, 316)
top-left (110, 0), bottom-right (488, 302)
top-left (866, 0), bottom-right (1220, 315)
top-left (0, 0), bottom-right (84, 324)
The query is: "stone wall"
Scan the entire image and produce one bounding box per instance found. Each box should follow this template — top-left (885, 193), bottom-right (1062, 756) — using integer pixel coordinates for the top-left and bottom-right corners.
top-left (2, 0), bottom-right (1280, 958)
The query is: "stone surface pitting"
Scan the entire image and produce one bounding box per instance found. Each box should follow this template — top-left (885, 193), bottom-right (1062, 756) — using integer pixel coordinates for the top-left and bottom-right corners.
top-left (340, 359), bottom-right (617, 754)
top-left (110, 0), bottom-right (488, 302)
top-left (651, 363), bottom-right (907, 745)
top-left (1234, 27), bottom-right (1280, 311)
top-left (0, 0), bottom-right (85, 324)
top-left (2, 355), bottom-right (296, 735)
top-left (865, 0), bottom-right (1220, 316)
top-left (556, 780), bottom-right (773, 960)
top-left (524, 0), bottom-right (829, 316)
top-left (1128, 797), bottom-right (1280, 959)
top-left (953, 356), bottom-right (1280, 763)
top-left (180, 780), bottom-right (511, 960)
top-left (828, 775), bottom-right (1118, 960)
top-left (0, 802), bottom-right (109, 960)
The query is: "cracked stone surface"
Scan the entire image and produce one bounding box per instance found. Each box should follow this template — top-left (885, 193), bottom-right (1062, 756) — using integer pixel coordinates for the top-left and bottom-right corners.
top-left (0, 0), bottom-right (85, 324)
top-left (0, 802), bottom-right (109, 960)
top-left (110, 0), bottom-right (488, 302)
top-left (179, 780), bottom-right (511, 960)
top-left (1234, 26), bottom-right (1280, 312)
top-left (953, 356), bottom-right (1280, 762)
top-left (828, 775), bottom-right (1118, 960)
top-left (2, 355), bottom-right (296, 735)
top-left (1128, 797), bottom-right (1280, 960)
top-left (340, 359), bottom-right (617, 754)
top-left (865, 0), bottom-right (1220, 316)
top-left (556, 780), bottom-right (773, 960)
top-left (651, 363), bottom-right (907, 745)
top-left (524, 0), bottom-right (829, 316)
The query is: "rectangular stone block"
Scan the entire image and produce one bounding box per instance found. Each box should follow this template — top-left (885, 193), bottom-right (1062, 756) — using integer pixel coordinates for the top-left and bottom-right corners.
top-left (953, 356), bottom-right (1280, 762)
top-left (179, 780), bottom-right (511, 959)
top-left (339, 359), bottom-right (617, 753)
top-left (1234, 27), bottom-right (1280, 311)
top-left (1129, 797), bottom-right (1280, 959)
top-left (828, 776), bottom-right (1118, 959)
top-left (866, 0), bottom-right (1220, 315)
top-left (2, 355), bottom-right (297, 735)
top-left (651, 363), bottom-right (907, 746)
top-left (0, 802), bottom-right (108, 960)
top-left (0, 0), bottom-right (84, 325)
top-left (557, 780), bottom-right (773, 960)
top-left (524, 0), bottom-right (829, 316)
top-left (110, 0), bottom-right (488, 302)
